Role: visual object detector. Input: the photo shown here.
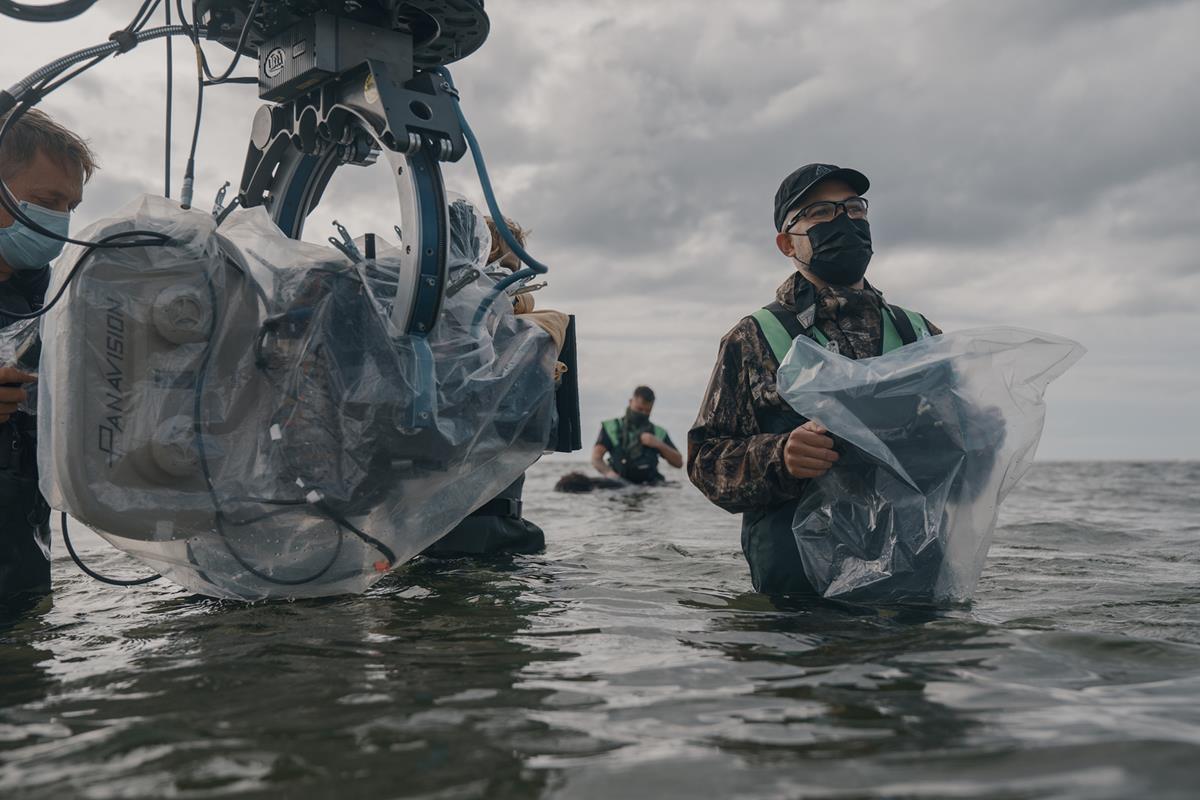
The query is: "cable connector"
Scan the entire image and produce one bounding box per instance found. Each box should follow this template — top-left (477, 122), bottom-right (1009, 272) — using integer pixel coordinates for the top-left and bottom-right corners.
top-left (107, 29), bottom-right (138, 54)
top-left (180, 175), bottom-right (194, 209)
top-left (180, 157), bottom-right (195, 209)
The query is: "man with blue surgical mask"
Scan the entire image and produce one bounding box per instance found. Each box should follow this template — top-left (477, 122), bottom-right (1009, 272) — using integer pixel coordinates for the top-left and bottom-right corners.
top-left (0, 108), bottom-right (93, 603)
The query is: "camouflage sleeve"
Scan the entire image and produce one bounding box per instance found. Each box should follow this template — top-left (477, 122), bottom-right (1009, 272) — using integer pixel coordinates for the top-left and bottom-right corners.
top-left (687, 322), bottom-right (808, 513)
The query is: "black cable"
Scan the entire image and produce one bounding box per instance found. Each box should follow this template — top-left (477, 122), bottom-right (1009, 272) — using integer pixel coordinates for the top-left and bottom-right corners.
top-left (165, 0), bottom-right (173, 198)
top-left (36, 0), bottom-right (162, 93)
top-left (0, 230), bottom-right (172, 321)
top-left (36, 53), bottom-right (108, 94)
top-left (128, 0), bottom-right (160, 31)
top-left (61, 513), bottom-right (161, 586)
top-left (0, 102), bottom-right (170, 249)
top-left (222, 504), bottom-right (309, 528)
top-left (180, 43), bottom-right (203, 208)
top-left (227, 496), bottom-right (309, 507)
top-left (316, 502), bottom-right (397, 567)
top-left (175, 0), bottom-right (259, 86)
top-left (203, 76), bottom-right (256, 86)
top-left (174, 0), bottom-right (259, 207)
top-left (0, 25), bottom-right (194, 250)
top-left (0, 0), bottom-right (97, 23)
top-left (197, 0), bottom-right (261, 84)
top-left (192, 264), bottom-right (346, 586)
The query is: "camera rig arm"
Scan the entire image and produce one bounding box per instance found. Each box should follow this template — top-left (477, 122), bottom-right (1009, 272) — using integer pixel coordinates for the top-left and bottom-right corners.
top-left (203, 3), bottom-right (488, 337)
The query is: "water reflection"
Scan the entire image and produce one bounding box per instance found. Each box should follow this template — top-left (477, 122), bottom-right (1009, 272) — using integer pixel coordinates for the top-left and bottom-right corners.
top-left (691, 595), bottom-right (994, 755)
top-left (1, 559), bottom-right (586, 798)
top-left (1, 595), bottom-right (56, 712)
top-left (3, 462), bottom-right (1200, 799)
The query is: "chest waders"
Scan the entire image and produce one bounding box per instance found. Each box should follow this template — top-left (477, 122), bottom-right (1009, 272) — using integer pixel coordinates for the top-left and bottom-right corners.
top-left (0, 279), bottom-right (52, 601)
top-left (740, 302), bottom-right (931, 596)
top-left (422, 475), bottom-right (545, 558)
top-left (602, 418), bottom-right (669, 483)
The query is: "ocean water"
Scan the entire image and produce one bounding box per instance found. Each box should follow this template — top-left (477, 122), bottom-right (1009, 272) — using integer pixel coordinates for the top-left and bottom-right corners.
top-left (2, 460), bottom-right (1198, 799)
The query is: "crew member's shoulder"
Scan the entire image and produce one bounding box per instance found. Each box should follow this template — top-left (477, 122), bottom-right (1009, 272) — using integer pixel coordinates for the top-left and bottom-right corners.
top-left (721, 313), bottom-right (768, 346)
top-left (881, 292), bottom-right (942, 337)
top-left (895, 306), bottom-right (943, 336)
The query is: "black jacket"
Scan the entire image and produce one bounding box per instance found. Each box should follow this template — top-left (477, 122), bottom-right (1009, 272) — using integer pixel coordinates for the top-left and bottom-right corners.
top-left (0, 266), bottom-right (52, 599)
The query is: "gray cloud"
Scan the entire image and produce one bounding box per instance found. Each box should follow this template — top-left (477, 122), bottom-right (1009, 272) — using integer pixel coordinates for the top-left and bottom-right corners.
top-left (2, 0), bottom-right (1197, 458)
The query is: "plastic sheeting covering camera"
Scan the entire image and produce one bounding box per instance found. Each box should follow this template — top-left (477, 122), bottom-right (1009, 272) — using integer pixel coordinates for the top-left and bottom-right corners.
top-left (34, 194), bottom-right (559, 600)
top-left (776, 328), bottom-right (1084, 605)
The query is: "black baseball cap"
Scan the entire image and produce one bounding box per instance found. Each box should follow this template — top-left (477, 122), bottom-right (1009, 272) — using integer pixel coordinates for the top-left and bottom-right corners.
top-left (774, 163), bottom-right (870, 231)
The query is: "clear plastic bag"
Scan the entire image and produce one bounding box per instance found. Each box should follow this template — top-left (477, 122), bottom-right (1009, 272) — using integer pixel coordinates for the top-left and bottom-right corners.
top-left (38, 195), bottom-right (558, 599)
top-left (776, 327), bottom-right (1085, 604)
top-left (0, 317), bottom-right (40, 414)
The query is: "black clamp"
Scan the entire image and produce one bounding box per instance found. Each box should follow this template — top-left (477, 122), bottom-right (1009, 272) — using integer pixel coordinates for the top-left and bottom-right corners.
top-left (107, 29), bottom-right (138, 54)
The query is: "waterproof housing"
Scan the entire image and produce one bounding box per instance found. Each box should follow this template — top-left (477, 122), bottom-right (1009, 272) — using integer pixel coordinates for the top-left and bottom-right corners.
top-left (38, 195), bottom-right (560, 600)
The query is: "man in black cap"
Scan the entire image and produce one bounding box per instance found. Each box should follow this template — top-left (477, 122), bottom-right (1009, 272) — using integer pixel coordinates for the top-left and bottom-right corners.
top-left (687, 163), bottom-right (941, 596)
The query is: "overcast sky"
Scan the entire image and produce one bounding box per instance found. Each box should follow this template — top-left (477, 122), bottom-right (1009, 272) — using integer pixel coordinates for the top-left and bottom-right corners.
top-left (3, 0), bottom-right (1198, 460)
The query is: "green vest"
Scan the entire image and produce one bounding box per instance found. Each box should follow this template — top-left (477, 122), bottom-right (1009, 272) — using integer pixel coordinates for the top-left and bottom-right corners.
top-left (739, 301), bottom-right (932, 596)
top-left (602, 417), bottom-right (669, 483)
top-left (750, 304), bottom-right (931, 362)
top-left (602, 418), bottom-right (667, 446)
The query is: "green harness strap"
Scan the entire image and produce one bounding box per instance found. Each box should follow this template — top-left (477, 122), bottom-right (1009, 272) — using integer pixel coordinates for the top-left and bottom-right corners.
top-left (751, 306), bottom-right (931, 363)
top-left (603, 418), bottom-right (669, 445)
top-left (751, 308), bottom-right (800, 364)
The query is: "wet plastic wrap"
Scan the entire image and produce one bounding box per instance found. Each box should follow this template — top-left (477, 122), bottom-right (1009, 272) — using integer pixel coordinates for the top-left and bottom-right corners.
top-left (776, 328), bottom-right (1084, 605)
top-left (0, 317), bottom-right (40, 414)
top-left (37, 195), bottom-right (558, 599)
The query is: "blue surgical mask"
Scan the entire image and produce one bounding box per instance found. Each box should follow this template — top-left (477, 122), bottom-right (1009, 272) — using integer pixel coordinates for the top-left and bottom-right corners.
top-left (0, 200), bottom-right (71, 271)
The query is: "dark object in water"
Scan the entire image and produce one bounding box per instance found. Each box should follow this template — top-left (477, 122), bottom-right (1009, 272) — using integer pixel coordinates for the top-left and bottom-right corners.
top-left (423, 477), bottom-right (544, 558)
top-left (554, 471), bottom-right (626, 493)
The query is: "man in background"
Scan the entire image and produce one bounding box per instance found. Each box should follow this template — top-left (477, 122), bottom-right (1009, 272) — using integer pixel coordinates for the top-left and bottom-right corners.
top-left (593, 386), bottom-right (683, 484)
top-left (423, 213), bottom-right (558, 557)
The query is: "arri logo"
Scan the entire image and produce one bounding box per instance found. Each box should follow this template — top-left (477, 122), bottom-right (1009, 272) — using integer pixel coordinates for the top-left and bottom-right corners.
top-left (263, 47), bottom-right (286, 79)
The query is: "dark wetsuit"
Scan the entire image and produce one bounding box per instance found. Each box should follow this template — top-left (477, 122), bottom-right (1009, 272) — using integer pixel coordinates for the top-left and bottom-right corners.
top-left (0, 268), bottom-right (52, 600)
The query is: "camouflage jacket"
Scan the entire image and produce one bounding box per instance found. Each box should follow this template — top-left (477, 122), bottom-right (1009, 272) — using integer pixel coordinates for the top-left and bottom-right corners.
top-left (687, 271), bottom-right (940, 513)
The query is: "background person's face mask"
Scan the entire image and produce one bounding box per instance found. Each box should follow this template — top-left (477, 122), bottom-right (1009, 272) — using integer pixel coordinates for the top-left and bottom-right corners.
top-left (796, 214), bottom-right (873, 286)
top-left (0, 201), bottom-right (70, 271)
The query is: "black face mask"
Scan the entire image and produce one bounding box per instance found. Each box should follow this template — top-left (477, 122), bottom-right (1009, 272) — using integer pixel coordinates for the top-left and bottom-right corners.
top-left (797, 214), bottom-right (873, 286)
top-left (625, 409), bottom-right (650, 427)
